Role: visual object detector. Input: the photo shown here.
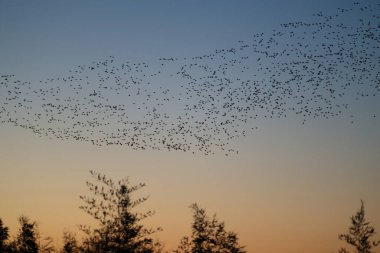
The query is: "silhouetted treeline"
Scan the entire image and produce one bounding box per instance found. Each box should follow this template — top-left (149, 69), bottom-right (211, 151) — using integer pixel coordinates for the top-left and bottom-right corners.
top-left (0, 171), bottom-right (245, 253)
top-left (1, 172), bottom-right (379, 253)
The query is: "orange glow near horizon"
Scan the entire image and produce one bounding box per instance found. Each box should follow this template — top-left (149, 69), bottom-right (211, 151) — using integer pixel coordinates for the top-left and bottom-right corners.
top-left (1, 116), bottom-right (379, 252)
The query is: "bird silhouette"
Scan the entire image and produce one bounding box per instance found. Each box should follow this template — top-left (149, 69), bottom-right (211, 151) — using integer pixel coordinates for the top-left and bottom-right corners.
top-left (0, 1), bottom-right (379, 155)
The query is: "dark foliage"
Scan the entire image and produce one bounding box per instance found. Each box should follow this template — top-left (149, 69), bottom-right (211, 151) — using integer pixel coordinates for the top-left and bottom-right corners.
top-left (338, 200), bottom-right (380, 253)
top-left (174, 203), bottom-right (246, 253)
top-left (39, 236), bottom-right (55, 253)
top-left (15, 216), bottom-right (39, 253)
top-left (79, 170), bottom-right (161, 253)
top-left (61, 231), bottom-right (79, 253)
top-left (0, 218), bottom-right (10, 252)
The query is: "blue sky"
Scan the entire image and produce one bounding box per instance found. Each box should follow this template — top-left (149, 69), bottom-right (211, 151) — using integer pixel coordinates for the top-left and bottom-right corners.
top-left (0, 0), bottom-right (354, 76)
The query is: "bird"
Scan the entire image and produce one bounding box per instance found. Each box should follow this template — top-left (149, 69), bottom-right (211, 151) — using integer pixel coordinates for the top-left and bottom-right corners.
top-left (0, 1), bottom-right (379, 155)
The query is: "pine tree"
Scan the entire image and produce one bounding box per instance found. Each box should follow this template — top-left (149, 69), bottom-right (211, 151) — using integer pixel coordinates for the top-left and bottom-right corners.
top-left (15, 216), bottom-right (39, 253)
top-left (0, 218), bottom-right (10, 252)
top-left (79, 170), bottom-right (161, 253)
top-left (175, 204), bottom-right (246, 253)
top-left (338, 200), bottom-right (380, 253)
top-left (39, 236), bottom-right (55, 253)
top-left (61, 231), bottom-right (78, 253)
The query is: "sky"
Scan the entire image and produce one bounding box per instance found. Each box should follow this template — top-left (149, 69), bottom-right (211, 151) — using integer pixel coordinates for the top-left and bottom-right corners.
top-left (1, 0), bottom-right (380, 252)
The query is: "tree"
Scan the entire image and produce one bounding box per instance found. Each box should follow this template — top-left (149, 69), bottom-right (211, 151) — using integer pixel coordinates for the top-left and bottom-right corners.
top-left (0, 218), bottom-right (10, 252)
top-left (39, 236), bottom-right (56, 253)
top-left (174, 204), bottom-right (246, 253)
top-left (79, 170), bottom-right (161, 253)
top-left (60, 231), bottom-right (78, 253)
top-left (338, 200), bottom-right (380, 253)
top-left (15, 215), bottom-right (39, 253)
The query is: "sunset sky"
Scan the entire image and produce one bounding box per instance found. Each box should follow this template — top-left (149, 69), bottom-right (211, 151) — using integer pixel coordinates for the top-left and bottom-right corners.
top-left (1, 1), bottom-right (380, 252)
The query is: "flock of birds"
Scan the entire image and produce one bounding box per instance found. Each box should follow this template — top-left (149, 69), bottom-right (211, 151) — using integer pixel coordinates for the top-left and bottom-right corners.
top-left (1, 1), bottom-right (379, 155)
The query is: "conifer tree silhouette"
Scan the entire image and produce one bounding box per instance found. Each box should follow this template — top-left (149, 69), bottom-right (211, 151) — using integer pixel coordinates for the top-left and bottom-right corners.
top-left (61, 231), bottom-right (79, 253)
top-left (0, 218), bottom-right (10, 252)
top-left (174, 204), bottom-right (246, 253)
top-left (79, 170), bottom-right (161, 253)
top-left (15, 216), bottom-right (39, 253)
top-left (338, 200), bottom-right (380, 253)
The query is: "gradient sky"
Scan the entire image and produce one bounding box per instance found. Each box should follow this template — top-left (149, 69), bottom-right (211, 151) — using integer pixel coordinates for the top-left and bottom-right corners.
top-left (1, 1), bottom-right (380, 252)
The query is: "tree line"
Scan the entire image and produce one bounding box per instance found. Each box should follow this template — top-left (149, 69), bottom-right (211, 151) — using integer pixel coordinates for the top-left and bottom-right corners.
top-left (0, 171), bottom-right (379, 253)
